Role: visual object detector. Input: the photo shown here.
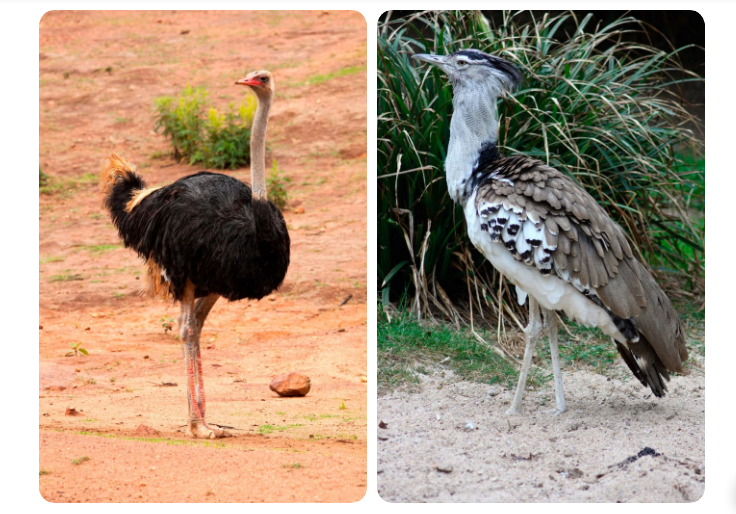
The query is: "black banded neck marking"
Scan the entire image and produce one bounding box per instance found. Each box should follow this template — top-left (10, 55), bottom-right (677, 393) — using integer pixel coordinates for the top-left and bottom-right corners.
top-left (459, 141), bottom-right (502, 202)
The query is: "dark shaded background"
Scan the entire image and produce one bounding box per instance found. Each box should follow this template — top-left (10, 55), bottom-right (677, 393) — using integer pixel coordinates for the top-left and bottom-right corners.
top-left (381, 10), bottom-right (705, 125)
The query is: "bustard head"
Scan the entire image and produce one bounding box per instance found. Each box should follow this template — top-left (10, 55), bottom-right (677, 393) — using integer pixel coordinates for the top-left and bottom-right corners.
top-left (412, 49), bottom-right (522, 97)
top-left (235, 70), bottom-right (275, 98)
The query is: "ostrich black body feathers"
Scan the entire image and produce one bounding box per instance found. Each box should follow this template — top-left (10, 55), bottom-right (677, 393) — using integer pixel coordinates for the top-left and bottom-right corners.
top-left (103, 167), bottom-right (290, 302)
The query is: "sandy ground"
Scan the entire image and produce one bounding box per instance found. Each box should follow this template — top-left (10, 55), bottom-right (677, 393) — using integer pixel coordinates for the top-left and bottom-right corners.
top-left (377, 367), bottom-right (704, 503)
top-left (39, 10), bottom-right (367, 502)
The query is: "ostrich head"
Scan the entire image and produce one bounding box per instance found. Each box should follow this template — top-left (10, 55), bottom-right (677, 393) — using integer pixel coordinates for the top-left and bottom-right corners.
top-left (235, 70), bottom-right (275, 98)
top-left (412, 49), bottom-right (522, 98)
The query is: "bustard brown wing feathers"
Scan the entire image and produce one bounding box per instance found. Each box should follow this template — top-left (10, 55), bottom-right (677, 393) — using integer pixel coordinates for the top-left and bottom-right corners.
top-left (475, 156), bottom-right (687, 374)
top-left (475, 156), bottom-right (643, 317)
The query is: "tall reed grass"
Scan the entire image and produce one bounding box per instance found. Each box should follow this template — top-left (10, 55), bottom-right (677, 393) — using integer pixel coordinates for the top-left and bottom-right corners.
top-left (378, 11), bottom-right (704, 328)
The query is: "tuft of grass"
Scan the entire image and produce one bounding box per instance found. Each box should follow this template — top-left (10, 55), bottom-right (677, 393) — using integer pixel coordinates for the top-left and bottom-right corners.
top-left (39, 469), bottom-right (52, 476)
top-left (72, 456), bottom-right (90, 465)
top-left (282, 462), bottom-right (304, 469)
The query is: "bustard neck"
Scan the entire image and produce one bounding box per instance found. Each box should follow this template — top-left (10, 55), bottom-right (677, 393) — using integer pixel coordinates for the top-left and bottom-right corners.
top-left (250, 92), bottom-right (272, 201)
top-left (446, 82), bottom-right (502, 204)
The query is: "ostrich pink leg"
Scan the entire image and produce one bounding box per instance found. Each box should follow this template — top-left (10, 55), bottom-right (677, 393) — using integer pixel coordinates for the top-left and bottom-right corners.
top-left (179, 283), bottom-right (228, 438)
top-left (192, 294), bottom-right (219, 418)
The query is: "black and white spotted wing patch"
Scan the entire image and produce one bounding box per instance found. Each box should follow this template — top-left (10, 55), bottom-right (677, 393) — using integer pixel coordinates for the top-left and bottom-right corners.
top-left (477, 197), bottom-right (557, 275)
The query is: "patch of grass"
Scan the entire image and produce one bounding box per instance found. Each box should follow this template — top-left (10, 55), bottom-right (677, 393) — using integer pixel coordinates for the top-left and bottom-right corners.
top-left (75, 431), bottom-right (227, 448)
top-left (378, 310), bottom-right (542, 393)
top-left (266, 159), bottom-right (290, 210)
top-left (534, 322), bottom-right (623, 379)
top-left (40, 255), bottom-right (65, 264)
top-left (81, 244), bottom-right (120, 254)
top-left (39, 469), bottom-right (52, 476)
top-left (298, 64), bottom-right (366, 87)
top-left (72, 456), bottom-right (90, 465)
top-left (50, 273), bottom-right (84, 282)
top-left (39, 172), bottom-right (97, 197)
top-left (282, 462), bottom-right (304, 469)
top-left (338, 401), bottom-right (347, 410)
top-left (258, 423), bottom-right (304, 435)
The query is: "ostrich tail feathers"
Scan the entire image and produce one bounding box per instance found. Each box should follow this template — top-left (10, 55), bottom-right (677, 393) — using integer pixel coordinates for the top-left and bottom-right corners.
top-left (100, 153), bottom-right (146, 226)
top-left (100, 153), bottom-right (140, 194)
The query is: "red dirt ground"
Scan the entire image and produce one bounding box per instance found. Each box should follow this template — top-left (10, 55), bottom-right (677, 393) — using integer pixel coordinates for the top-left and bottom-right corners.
top-left (39, 10), bottom-right (367, 503)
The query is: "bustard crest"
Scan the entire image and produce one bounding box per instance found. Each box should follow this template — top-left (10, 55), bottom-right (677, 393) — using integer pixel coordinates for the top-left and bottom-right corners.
top-left (413, 49), bottom-right (522, 96)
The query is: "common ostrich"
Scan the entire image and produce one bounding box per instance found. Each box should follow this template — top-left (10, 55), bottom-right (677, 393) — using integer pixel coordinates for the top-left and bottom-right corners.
top-left (101, 70), bottom-right (289, 438)
top-left (412, 49), bottom-right (687, 414)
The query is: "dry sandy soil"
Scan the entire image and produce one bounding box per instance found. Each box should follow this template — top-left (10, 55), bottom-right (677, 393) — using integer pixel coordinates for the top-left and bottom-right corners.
top-left (39, 10), bottom-right (367, 503)
top-left (377, 365), bottom-right (704, 503)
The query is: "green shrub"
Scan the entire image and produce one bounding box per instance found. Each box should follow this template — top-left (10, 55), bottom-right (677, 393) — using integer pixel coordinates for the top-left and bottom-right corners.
top-left (266, 159), bottom-right (291, 210)
top-left (378, 11), bottom-right (704, 323)
top-left (153, 86), bottom-right (256, 170)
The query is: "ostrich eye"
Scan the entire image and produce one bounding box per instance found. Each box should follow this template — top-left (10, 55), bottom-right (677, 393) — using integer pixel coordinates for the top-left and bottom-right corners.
top-left (260, 76), bottom-right (269, 83)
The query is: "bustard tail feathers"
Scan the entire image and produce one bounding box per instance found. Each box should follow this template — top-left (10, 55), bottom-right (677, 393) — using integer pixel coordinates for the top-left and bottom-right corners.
top-left (615, 340), bottom-right (670, 398)
top-left (614, 259), bottom-right (688, 398)
top-left (631, 260), bottom-right (688, 372)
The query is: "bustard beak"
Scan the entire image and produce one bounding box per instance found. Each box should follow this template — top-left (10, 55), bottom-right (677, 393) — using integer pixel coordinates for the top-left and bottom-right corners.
top-left (412, 53), bottom-right (451, 72)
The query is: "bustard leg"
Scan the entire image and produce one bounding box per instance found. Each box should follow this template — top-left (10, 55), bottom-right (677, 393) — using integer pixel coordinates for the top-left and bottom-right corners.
top-left (542, 308), bottom-right (566, 414)
top-left (506, 296), bottom-right (543, 415)
top-left (178, 282), bottom-right (228, 438)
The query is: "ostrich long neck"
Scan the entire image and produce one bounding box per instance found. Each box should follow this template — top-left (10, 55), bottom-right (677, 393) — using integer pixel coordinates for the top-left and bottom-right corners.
top-left (250, 92), bottom-right (272, 201)
top-left (446, 82), bottom-right (501, 205)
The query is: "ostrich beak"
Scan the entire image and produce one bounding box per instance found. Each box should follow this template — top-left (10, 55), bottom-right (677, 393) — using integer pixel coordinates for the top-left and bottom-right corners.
top-left (235, 77), bottom-right (262, 87)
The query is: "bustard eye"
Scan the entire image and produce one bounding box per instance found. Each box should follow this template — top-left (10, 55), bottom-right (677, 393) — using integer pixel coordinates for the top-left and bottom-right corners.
top-left (457, 60), bottom-right (468, 67)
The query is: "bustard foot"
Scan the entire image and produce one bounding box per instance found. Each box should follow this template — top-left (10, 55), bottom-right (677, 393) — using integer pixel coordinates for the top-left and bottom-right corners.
top-left (542, 406), bottom-right (567, 416)
top-left (505, 406), bottom-right (522, 416)
top-left (188, 420), bottom-right (232, 439)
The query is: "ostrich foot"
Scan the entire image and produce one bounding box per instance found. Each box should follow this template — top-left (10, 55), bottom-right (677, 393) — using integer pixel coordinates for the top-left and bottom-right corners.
top-left (188, 419), bottom-right (232, 439)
